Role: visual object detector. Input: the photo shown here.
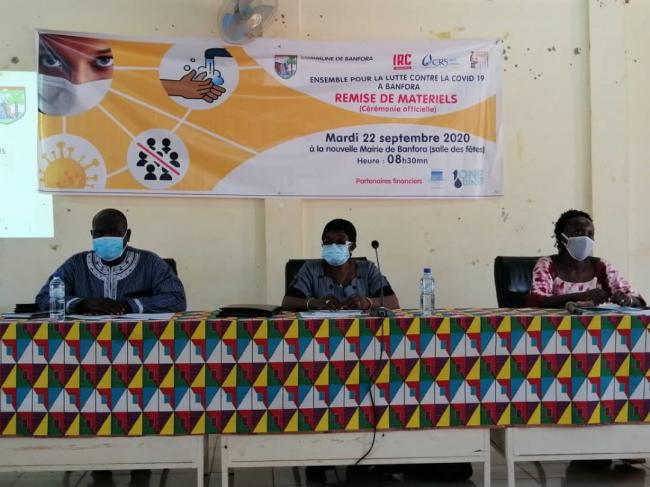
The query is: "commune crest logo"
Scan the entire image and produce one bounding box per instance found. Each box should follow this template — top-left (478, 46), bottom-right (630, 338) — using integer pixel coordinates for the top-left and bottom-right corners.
top-left (0, 87), bottom-right (26, 124)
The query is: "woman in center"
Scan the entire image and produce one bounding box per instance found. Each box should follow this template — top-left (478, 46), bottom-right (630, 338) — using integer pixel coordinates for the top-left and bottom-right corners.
top-left (283, 220), bottom-right (473, 483)
top-left (282, 218), bottom-right (399, 311)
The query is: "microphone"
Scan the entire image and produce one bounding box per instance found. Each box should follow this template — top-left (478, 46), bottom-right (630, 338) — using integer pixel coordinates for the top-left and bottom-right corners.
top-left (370, 240), bottom-right (394, 317)
top-left (565, 301), bottom-right (583, 315)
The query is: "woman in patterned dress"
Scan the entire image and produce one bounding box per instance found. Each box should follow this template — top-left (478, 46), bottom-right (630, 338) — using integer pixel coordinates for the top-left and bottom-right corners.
top-left (527, 209), bottom-right (645, 308)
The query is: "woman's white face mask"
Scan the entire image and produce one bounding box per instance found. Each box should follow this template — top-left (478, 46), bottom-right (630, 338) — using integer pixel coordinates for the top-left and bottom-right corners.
top-left (562, 233), bottom-right (594, 261)
top-left (38, 74), bottom-right (111, 116)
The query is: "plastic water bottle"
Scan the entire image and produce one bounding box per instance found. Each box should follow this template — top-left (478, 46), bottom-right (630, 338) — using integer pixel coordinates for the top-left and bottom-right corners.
top-left (420, 267), bottom-right (435, 316)
top-left (49, 273), bottom-right (65, 321)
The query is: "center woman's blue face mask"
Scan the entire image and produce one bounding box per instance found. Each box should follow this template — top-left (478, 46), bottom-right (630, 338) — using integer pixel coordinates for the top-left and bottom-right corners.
top-left (321, 243), bottom-right (351, 267)
top-left (93, 235), bottom-right (126, 261)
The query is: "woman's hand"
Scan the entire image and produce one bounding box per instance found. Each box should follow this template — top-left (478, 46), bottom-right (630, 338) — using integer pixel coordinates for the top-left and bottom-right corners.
top-left (611, 291), bottom-right (643, 307)
top-left (576, 288), bottom-right (609, 305)
top-left (308, 296), bottom-right (341, 310)
top-left (343, 295), bottom-right (373, 311)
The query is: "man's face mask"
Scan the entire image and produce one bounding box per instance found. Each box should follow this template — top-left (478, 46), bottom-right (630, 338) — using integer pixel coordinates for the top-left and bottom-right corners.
top-left (39, 74), bottom-right (111, 116)
top-left (562, 233), bottom-right (594, 262)
top-left (92, 235), bottom-right (126, 262)
top-left (321, 243), bottom-right (351, 267)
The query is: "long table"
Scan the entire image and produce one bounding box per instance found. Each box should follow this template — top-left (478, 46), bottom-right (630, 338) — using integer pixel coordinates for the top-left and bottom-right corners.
top-left (0, 309), bottom-right (648, 485)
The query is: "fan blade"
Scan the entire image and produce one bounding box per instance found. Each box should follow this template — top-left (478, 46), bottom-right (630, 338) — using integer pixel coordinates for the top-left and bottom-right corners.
top-left (238, 0), bottom-right (255, 11)
top-left (221, 12), bottom-right (253, 43)
top-left (251, 4), bottom-right (275, 26)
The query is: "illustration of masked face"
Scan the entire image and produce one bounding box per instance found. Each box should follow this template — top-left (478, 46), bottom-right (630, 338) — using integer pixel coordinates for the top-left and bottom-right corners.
top-left (38, 34), bottom-right (114, 116)
top-left (38, 75), bottom-right (111, 116)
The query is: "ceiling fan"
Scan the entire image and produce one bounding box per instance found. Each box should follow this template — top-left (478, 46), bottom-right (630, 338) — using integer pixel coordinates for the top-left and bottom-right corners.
top-left (219, 0), bottom-right (278, 44)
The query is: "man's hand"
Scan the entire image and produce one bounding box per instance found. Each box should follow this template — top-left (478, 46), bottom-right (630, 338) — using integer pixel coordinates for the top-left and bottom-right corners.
top-left (75, 298), bottom-right (128, 315)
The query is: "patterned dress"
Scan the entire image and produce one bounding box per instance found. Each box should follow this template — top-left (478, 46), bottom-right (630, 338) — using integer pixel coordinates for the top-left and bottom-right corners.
top-left (286, 260), bottom-right (395, 303)
top-left (35, 246), bottom-right (186, 313)
top-left (527, 256), bottom-right (643, 306)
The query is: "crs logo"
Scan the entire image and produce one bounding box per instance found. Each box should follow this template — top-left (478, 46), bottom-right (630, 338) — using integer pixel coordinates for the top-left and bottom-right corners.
top-left (453, 169), bottom-right (485, 188)
top-left (421, 55), bottom-right (460, 68)
top-left (393, 53), bottom-right (412, 70)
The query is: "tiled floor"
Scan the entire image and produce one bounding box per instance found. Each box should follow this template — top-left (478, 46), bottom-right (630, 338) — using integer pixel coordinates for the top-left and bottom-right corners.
top-left (0, 437), bottom-right (648, 486)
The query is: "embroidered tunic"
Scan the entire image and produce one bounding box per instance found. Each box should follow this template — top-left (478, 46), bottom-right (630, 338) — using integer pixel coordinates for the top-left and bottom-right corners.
top-left (35, 247), bottom-right (186, 313)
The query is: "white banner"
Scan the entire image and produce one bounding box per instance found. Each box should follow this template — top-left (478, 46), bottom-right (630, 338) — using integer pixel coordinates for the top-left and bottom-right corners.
top-left (38, 33), bottom-right (502, 198)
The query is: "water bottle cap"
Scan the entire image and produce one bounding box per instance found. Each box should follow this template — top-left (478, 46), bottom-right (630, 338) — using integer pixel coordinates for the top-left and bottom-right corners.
top-left (423, 267), bottom-right (431, 273)
top-left (52, 272), bottom-right (61, 278)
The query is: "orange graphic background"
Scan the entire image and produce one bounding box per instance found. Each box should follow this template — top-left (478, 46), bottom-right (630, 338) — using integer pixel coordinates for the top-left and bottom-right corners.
top-left (39, 38), bottom-right (496, 193)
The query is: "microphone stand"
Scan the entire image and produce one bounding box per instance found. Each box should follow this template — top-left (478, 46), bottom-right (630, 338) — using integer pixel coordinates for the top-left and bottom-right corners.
top-left (370, 240), bottom-right (394, 318)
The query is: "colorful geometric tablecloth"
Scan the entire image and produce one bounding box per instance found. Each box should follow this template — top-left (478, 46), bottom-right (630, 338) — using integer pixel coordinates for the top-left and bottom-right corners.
top-left (0, 309), bottom-right (648, 436)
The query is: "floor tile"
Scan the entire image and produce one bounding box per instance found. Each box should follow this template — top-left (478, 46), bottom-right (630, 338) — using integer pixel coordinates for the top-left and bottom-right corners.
top-left (1, 448), bottom-right (650, 487)
top-left (271, 467), bottom-right (303, 487)
top-left (231, 468), bottom-right (273, 487)
top-left (162, 469), bottom-right (202, 487)
top-left (12, 471), bottom-right (85, 487)
top-left (0, 472), bottom-right (21, 487)
top-left (206, 472), bottom-right (231, 487)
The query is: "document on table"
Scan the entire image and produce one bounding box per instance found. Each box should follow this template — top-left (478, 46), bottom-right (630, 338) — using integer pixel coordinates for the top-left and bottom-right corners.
top-left (575, 303), bottom-right (650, 315)
top-left (1, 312), bottom-right (49, 319)
top-left (299, 310), bottom-right (363, 319)
top-left (66, 313), bottom-right (176, 321)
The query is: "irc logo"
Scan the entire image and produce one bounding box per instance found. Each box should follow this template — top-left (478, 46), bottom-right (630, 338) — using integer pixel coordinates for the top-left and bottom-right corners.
top-left (393, 53), bottom-right (412, 70)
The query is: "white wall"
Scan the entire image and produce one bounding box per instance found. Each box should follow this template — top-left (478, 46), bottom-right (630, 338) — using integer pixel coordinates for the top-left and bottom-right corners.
top-left (624, 0), bottom-right (650, 294)
top-left (1, 0), bottom-right (647, 311)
